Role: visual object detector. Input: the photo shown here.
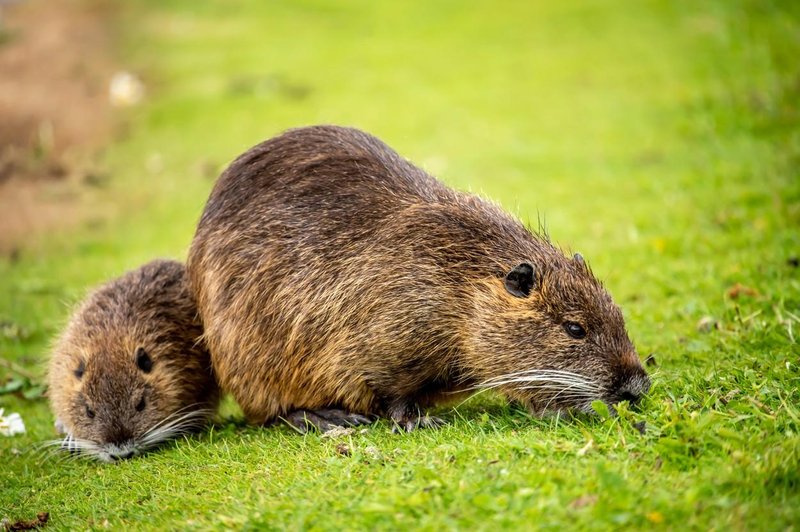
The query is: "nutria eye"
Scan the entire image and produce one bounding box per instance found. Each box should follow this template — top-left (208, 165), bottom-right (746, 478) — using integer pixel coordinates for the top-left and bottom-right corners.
top-left (135, 397), bottom-right (146, 412)
top-left (86, 405), bottom-right (96, 419)
top-left (564, 322), bottom-right (586, 339)
top-left (135, 347), bottom-right (152, 373)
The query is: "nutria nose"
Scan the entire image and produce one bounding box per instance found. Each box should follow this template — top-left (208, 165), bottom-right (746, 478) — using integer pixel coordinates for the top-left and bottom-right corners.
top-left (618, 390), bottom-right (642, 404)
top-left (616, 372), bottom-right (651, 406)
top-left (110, 450), bottom-right (135, 461)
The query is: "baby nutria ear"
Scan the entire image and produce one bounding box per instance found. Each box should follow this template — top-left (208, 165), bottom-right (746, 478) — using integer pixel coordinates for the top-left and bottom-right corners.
top-left (74, 359), bottom-right (86, 379)
top-left (504, 263), bottom-right (536, 298)
top-left (573, 252), bottom-right (584, 263)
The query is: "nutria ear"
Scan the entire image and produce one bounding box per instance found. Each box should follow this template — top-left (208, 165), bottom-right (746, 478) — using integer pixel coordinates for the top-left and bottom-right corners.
top-left (135, 347), bottom-right (153, 373)
top-left (573, 252), bottom-right (584, 263)
top-left (504, 263), bottom-right (536, 298)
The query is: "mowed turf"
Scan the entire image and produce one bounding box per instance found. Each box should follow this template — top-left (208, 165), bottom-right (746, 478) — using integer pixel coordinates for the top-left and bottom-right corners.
top-left (1, 0), bottom-right (799, 529)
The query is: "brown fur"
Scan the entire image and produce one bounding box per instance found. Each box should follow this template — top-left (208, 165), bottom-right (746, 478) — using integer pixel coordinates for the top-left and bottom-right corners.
top-left (48, 260), bottom-right (219, 460)
top-left (187, 125), bottom-right (649, 429)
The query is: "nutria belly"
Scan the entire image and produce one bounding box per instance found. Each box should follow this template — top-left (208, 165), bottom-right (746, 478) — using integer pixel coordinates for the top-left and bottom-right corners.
top-left (200, 268), bottom-right (461, 425)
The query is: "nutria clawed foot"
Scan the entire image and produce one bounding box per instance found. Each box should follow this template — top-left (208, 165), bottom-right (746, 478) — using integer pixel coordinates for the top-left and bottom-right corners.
top-left (389, 402), bottom-right (446, 433)
top-left (285, 409), bottom-right (374, 433)
top-left (283, 406), bottom-right (445, 433)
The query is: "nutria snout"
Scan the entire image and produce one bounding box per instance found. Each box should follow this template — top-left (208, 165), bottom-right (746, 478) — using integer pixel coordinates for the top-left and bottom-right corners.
top-left (48, 260), bottom-right (219, 461)
top-left (188, 125), bottom-right (650, 432)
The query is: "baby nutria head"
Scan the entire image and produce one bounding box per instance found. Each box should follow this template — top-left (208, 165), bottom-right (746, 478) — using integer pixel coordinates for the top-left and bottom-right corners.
top-left (48, 260), bottom-right (218, 462)
top-left (468, 251), bottom-right (650, 416)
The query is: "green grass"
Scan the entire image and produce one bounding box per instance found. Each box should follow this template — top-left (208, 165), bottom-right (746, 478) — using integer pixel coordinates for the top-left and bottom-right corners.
top-left (2, 0), bottom-right (799, 529)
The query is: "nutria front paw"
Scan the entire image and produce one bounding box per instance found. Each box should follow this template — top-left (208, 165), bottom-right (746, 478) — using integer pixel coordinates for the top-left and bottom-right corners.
top-left (388, 402), bottom-right (445, 433)
top-left (285, 409), bottom-right (374, 433)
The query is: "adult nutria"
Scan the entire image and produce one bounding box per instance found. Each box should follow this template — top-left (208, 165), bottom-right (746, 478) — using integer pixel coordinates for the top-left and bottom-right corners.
top-left (188, 125), bottom-right (650, 432)
top-left (48, 260), bottom-right (219, 461)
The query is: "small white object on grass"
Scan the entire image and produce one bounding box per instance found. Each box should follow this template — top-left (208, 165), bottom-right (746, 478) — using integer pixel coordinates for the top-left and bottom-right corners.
top-left (0, 408), bottom-right (26, 436)
top-left (321, 426), bottom-right (355, 438)
top-left (109, 71), bottom-right (145, 107)
top-left (576, 438), bottom-right (593, 456)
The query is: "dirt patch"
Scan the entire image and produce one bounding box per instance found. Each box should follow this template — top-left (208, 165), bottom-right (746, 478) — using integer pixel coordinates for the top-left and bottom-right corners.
top-left (0, 0), bottom-right (117, 254)
top-left (1, 511), bottom-right (49, 531)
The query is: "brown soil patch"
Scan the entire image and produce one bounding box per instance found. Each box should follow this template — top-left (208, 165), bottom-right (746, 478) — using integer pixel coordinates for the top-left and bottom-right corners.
top-left (0, 0), bottom-right (116, 254)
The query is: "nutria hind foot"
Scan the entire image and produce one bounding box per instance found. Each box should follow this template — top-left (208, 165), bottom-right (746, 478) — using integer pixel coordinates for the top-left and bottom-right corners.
top-left (285, 409), bottom-right (374, 433)
top-left (388, 402), bottom-right (446, 433)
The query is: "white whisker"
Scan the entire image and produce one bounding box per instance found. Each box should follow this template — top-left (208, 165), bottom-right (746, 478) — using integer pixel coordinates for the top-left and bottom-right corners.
top-left (464, 368), bottom-right (603, 413)
top-left (138, 408), bottom-right (212, 449)
top-left (140, 403), bottom-right (206, 435)
top-left (471, 376), bottom-right (599, 393)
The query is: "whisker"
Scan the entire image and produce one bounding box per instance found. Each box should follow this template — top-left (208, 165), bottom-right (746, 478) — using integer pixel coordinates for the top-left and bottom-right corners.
top-left (151, 408), bottom-right (212, 432)
top-left (31, 442), bottom-right (67, 465)
top-left (448, 368), bottom-right (605, 415)
top-left (40, 432), bottom-right (106, 462)
top-left (139, 408), bottom-right (212, 448)
top-left (470, 376), bottom-right (599, 393)
top-left (140, 414), bottom-right (205, 441)
top-left (460, 368), bottom-right (604, 414)
top-left (139, 403), bottom-right (207, 435)
top-left (479, 368), bottom-right (598, 382)
top-left (540, 386), bottom-right (594, 412)
top-left (518, 381), bottom-right (599, 392)
top-left (476, 370), bottom-right (599, 387)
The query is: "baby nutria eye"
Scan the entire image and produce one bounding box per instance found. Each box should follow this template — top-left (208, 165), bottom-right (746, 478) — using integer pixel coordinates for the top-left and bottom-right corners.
top-left (135, 396), bottom-right (146, 412)
top-left (135, 347), bottom-right (153, 373)
top-left (74, 360), bottom-right (85, 379)
top-left (563, 322), bottom-right (587, 339)
top-left (85, 405), bottom-right (96, 419)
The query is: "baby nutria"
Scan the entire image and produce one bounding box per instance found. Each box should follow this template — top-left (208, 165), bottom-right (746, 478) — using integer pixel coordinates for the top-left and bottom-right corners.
top-left (188, 125), bottom-right (650, 432)
top-left (48, 260), bottom-right (219, 461)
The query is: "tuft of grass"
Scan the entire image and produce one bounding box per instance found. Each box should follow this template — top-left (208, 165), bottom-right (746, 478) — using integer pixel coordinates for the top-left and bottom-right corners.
top-left (1, 0), bottom-right (799, 529)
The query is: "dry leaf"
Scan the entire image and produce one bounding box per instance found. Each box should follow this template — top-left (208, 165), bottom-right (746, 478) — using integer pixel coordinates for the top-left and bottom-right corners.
top-left (726, 283), bottom-right (759, 299)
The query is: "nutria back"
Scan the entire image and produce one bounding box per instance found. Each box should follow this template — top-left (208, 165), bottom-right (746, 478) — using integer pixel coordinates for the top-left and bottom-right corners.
top-left (188, 125), bottom-right (649, 430)
top-left (48, 260), bottom-right (219, 461)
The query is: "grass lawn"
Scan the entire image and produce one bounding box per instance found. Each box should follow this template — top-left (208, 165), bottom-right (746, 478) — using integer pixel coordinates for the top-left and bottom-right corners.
top-left (2, 0), bottom-right (799, 529)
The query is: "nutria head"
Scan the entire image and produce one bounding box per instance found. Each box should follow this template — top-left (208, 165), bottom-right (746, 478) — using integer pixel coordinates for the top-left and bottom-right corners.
top-left (467, 251), bottom-right (650, 416)
top-left (48, 260), bottom-right (218, 462)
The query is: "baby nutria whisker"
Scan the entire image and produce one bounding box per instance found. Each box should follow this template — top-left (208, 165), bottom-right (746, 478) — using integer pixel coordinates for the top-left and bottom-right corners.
top-left (60, 434), bottom-right (101, 458)
top-left (138, 403), bottom-right (207, 437)
top-left (139, 408), bottom-right (214, 448)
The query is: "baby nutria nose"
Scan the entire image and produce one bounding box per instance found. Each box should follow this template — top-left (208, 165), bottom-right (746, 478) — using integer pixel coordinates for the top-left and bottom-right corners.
top-left (104, 427), bottom-right (133, 446)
